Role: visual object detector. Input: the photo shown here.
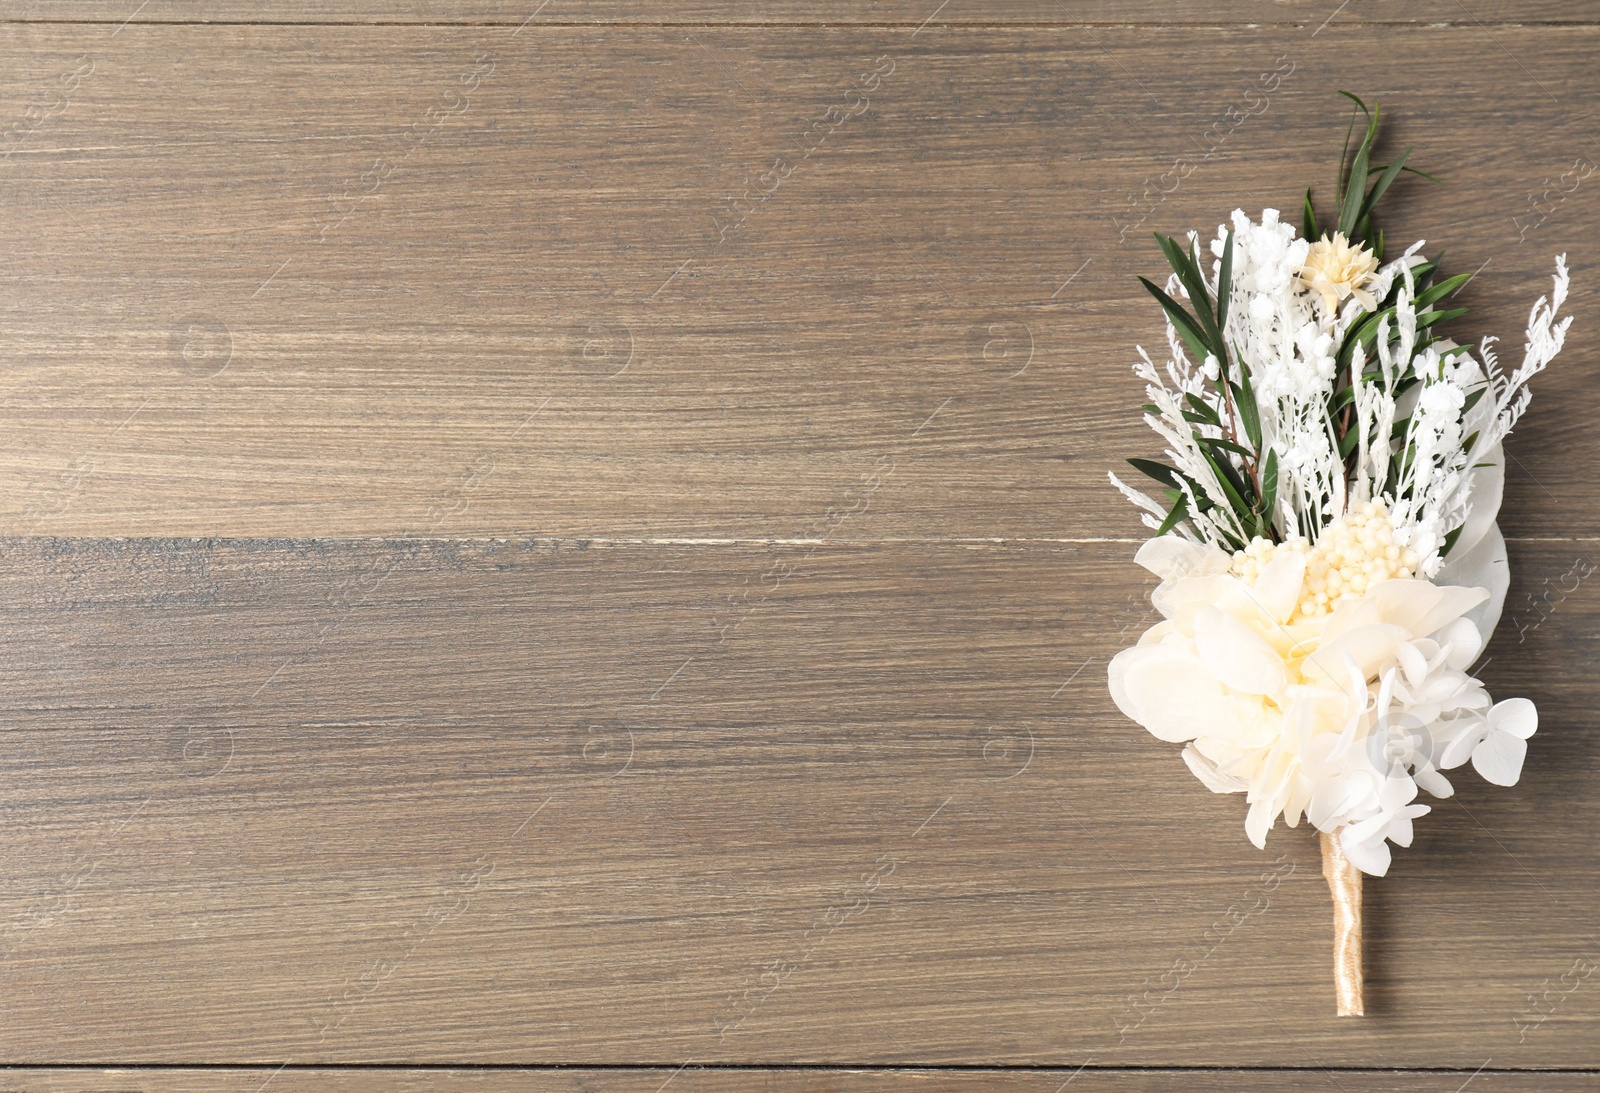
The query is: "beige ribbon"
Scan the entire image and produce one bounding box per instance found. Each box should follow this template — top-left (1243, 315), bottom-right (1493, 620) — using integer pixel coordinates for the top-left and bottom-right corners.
top-left (1320, 830), bottom-right (1365, 1016)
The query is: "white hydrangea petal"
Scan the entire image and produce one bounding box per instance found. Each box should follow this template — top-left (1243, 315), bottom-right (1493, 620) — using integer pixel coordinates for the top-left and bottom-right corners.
top-left (1490, 696), bottom-right (1538, 740)
top-left (1435, 617), bottom-right (1483, 671)
top-left (1307, 770), bottom-right (1377, 831)
top-left (1413, 763), bottom-right (1454, 799)
top-left (1396, 642), bottom-right (1428, 689)
top-left (1387, 815), bottom-right (1416, 848)
top-left (1472, 731), bottom-right (1528, 787)
top-left (1377, 772), bottom-right (1421, 812)
top-left (1438, 715), bottom-right (1490, 770)
top-left (1340, 830), bottom-right (1392, 877)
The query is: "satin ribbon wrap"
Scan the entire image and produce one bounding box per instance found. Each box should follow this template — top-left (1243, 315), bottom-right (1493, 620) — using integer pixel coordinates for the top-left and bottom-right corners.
top-left (1321, 830), bottom-right (1365, 1016)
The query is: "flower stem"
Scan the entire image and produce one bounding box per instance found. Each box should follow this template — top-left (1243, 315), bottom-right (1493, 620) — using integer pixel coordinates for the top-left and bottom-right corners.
top-left (1321, 830), bottom-right (1365, 1016)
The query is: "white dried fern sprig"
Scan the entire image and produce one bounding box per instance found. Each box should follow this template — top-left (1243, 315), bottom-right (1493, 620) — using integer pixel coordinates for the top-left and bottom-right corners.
top-left (1490, 254), bottom-right (1570, 440)
top-left (1430, 255), bottom-right (1572, 539)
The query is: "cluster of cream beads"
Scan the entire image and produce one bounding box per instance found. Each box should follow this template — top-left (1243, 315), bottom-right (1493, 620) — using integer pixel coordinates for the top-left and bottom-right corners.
top-left (1229, 501), bottom-right (1422, 623)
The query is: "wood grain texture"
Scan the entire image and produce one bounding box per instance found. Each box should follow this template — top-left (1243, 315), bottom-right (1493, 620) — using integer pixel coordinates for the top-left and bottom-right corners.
top-left (1, 537), bottom-right (1597, 1066)
top-left (7, 1070), bottom-right (1600, 1093)
top-left (3, 7), bottom-right (1599, 1078)
top-left (2, 2), bottom-right (1596, 25)
top-left (0, 22), bottom-right (1595, 538)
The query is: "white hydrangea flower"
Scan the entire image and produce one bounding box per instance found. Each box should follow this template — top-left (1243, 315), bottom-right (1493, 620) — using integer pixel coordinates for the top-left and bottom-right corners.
top-left (1108, 530), bottom-right (1530, 876)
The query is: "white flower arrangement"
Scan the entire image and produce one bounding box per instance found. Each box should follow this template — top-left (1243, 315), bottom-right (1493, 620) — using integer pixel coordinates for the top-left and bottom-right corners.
top-left (1105, 96), bottom-right (1572, 1014)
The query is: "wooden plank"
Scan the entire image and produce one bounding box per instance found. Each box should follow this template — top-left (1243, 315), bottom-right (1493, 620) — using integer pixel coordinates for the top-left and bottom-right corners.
top-left (1, 536), bottom-right (1597, 1065)
top-left (2, 2), bottom-right (1596, 25)
top-left (0, 23), bottom-right (1595, 539)
top-left (9, 1070), bottom-right (1600, 1093)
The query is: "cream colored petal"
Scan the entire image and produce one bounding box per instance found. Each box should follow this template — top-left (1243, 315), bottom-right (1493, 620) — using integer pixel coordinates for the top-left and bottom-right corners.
top-left (1136, 619), bottom-right (1177, 646)
top-left (1195, 605), bottom-right (1289, 696)
top-left (1244, 795), bottom-right (1275, 849)
top-left (1135, 536), bottom-right (1231, 581)
top-left (1300, 623), bottom-right (1411, 687)
top-left (1396, 642), bottom-right (1428, 689)
top-left (1151, 573), bottom-right (1237, 627)
top-left (1251, 550), bottom-right (1307, 625)
top-left (1371, 578), bottom-right (1489, 639)
top-left (1109, 644), bottom-right (1261, 744)
top-left (1182, 743), bottom-right (1248, 793)
top-left (1317, 588), bottom-right (1387, 644)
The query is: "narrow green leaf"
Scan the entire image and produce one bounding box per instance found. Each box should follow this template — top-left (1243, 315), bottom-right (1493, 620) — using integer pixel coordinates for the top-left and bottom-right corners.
top-left (1155, 495), bottom-right (1189, 537)
top-left (1260, 448), bottom-right (1279, 531)
top-left (1184, 393), bottom-right (1221, 425)
top-left (1139, 276), bottom-right (1213, 363)
top-left (1441, 523), bottom-right (1464, 557)
top-left (1337, 90), bottom-right (1372, 116)
top-left (1416, 272), bottom-right (1473, 308)
top-left (1156, 233), bottom-right (1227, 357)
top-left (1362, 147), bottom-right (1411, 222)
top-left (1339, 425), bottom-right (1360, 459)
top-left (1417, 306), bottom-right (1468, 330)
top-left (1197, 442), bottom-right (1253, 524)
top-left (1338, 99), bottom-right (1380, 238)
top-left (1198, 435), bottom-right (1254, 458)
top-left (1216, 229), bottom-right (1235, 336)
top-left (1302, 187), bottom-right (1319, 241)
top-left (1128, 457), bottom-right (1181, 489)
top-left (1335, 94), bottom-right (1365, 212)
top-left (1233, 364), bottom-right (1263, 451)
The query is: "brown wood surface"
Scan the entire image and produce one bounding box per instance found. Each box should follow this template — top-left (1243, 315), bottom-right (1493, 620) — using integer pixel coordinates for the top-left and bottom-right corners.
top-left (0, 22), bottom-right (1596, 539)
top-left (3, 3), bottom-right (1598, 24)
top-left (1, 536), bottom-right (1598, 1066)
top-left (0, 1), bottom-right (1597, 1081)
top-left (6, 1070), bottom-right (1600, 1093)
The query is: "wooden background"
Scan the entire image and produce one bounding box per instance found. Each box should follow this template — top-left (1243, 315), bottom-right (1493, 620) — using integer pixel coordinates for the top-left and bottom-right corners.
top-left (0, 1), bottom-right (1597, 1089)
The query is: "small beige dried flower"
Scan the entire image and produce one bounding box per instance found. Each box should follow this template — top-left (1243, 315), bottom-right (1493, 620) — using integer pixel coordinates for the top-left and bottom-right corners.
top-left (1298, 231), bottom-right (1380, 316)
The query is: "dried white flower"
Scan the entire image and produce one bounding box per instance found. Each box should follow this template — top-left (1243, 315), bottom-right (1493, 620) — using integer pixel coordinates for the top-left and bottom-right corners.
top-left (1111, 200), bottom-right (1571, 874)
top-left (1298, 231), bottom-right (1381, 317)
top-left (1109, 534), bottom-right (1515, 876)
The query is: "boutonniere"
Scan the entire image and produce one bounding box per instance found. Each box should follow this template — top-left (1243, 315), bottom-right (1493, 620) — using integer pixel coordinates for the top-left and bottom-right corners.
top-left (1107, 94), bottom-right (1572, 1015)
